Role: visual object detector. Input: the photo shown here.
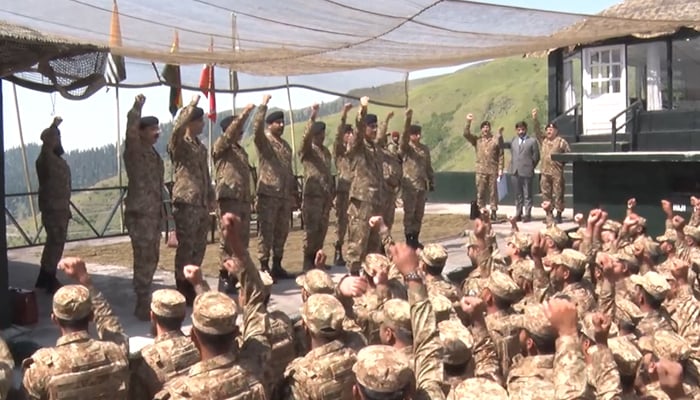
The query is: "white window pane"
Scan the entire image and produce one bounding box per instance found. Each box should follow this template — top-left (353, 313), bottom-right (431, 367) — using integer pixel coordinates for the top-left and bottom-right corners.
top-left (591, 81), bottom-right (600, 95)
top-left (612, 65), bottom-right (622, 79)
top-left (611, 50), bottom-right (621, 63)
top-left (602, 65), bottom-right (610, 78)
top-left (612, 80), bottom-right (621, 93)
top-left (601, 81), bottom-right (610, 93)
top-left (602, 51), bottom-right (610, 63)
top-left (591, 52), bottom-right (599, 64)
top-left (591, 65), bottom-right (600, 78)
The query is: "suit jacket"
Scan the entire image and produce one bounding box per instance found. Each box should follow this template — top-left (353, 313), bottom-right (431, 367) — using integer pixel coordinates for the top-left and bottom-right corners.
top-left (509, 135), bottom-right (540, 178)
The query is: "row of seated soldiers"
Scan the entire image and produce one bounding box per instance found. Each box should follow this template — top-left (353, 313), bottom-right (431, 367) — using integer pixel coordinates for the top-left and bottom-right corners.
top-left (7, 195), bottom-right (700, 399)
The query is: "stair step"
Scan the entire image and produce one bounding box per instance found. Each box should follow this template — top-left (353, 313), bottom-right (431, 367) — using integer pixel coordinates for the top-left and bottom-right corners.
top-left (573, 133), bottom-right (631, 143)
top-left (570, 141), bottom-right (630, 152)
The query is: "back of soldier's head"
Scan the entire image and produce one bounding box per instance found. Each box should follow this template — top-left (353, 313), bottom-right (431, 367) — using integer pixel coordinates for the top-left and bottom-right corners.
top-left (190, 292), bottom-right (239, 353)
top-left (353, 345), bottom-right (414, 400)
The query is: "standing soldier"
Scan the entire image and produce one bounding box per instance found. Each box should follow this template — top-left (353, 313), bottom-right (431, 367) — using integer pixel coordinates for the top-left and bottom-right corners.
top-left (344, 96), bottom-right (385, 275)
top-left (168, 95), bottom-right (214, 305)
top-left (333, 103), bottom-right (354, 266)
top-left (532, 108), bottom-right (571, 223)
top-left (212, 100), bottom-right (257, 292)
top-left (255, 96), bottom-right (296, 280)
top-left (377, 112), bottom-right (403, 232)
top-left (463, 113), bottom-right (504, 221)
top-left (300, 103), bottom-right (333, 271)
top-left (35, 116), bottom-right (71, 293)
top-left (401, 109), bottom-right (434, 249)
top-left (123, 94), bottom-right (165, 320)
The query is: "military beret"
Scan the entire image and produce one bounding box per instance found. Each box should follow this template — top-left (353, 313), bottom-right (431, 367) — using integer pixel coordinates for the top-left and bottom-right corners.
top-left (219, 115), bottom-right (235, 131)
top-left (362, 253), bottom-right (391, 276)
top-left (364, 113), bottom-right (378, 125)
top-left (409, 124), bottom-right (422, 134)
top-left (266, 110), bottom-right (285, 124)
top-left (608, 336), bottom-right (642, 377)
top-left (540, 226), bottom-right (569, 248)
top-left (448, 377), bottom-right (509, 400)
top-left (487, 271), bottom-right (524, 303)
top-left (438, 319), bottom-right (474, 366)
top-left (139, 116), bottom-right (159, 129)
top-left (151, 289), bottom-right (186, 318)
top-left (295, 269), bottom-right (335, 295)
top-left (430, 294), bottom-right (453, 323)
top-left (353, 345), bottom-right (413, 393)
top-left (191, 291), bottom-right (238, 335)
top-left (301, 294), bottom-right (345, 337)
top-left (52, 285), bottom-right (92, 321)
top-left (630, 271), bottom-right (670, 301)
top-left (380, 299), bottom-right (411, 332)
top-left (189, 107), bottom-right (204, 122)
top-left (513, 305), bottom-right (556, 340)
top-left (420, 243), bottom-right (448, 269)
top-left (309, 121), bottom-right (326, 136)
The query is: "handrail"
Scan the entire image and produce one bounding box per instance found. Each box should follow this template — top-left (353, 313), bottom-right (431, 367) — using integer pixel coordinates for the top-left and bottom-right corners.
top-left (551, 103), bottom-right (580, 125)
top-left (551, 103), bottom-right (582, 142)
top-left (611, 100), bottom-right (643, 152)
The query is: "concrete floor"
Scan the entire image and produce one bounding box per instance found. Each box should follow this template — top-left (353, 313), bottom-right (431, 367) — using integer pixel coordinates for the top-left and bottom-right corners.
top-left (2, 202), bottom-right (574, 389)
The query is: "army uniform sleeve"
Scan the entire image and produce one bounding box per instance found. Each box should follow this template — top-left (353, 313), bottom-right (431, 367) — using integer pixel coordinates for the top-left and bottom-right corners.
top-left (212, 106), bottom-right (254, 158)
top-left (379, 226), bottom-right (395, 259)
top-left (587, 345), bottom-right (623, 400)
top-left (253, 104), bottom-right (274, 158)
top-left (553, 335), bottom-right (588, 400)
top-left (470, 323), bottom-right (503, 385)
top-left (21, 350), bottom-right (51, 400)
top-left (0, 339), bottom-right (13, 400)
top-left (348, 105), bottom-right (367, 155)
top-left (281, 358), bottom-right (313, 400)
top-left (497, 134), bottom-right (505, 174)
top-left (167, 101), bottom-right (197, 161)
top-left (299, 118), bottom-right (315, 160)
top-left (238, 249), bottom-right (271, 373)
top-left (375, 116), bottom-right (389, 147)
top-left (533, 116), bottom-right (545, 143)
top-left (399, 114), bottom-right (411, 155)
top-left (88, 285), bottom-right (129, 353)
top-left (463, 121), bottom-right (477, 147)
top-left (561, 137), bottom-right (571, 154)
top-left (426, 147), bottom-right (434, 189)
top-left (124, 100), bottom-right (142, 149)
top-left (333, 112), bottom-right (349, 158)
top-left (407, 281), bottom-right (446, 400)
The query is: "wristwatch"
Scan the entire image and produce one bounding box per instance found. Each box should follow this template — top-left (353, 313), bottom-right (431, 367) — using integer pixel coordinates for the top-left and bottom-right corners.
top-left (404, 271), bottom-right (422, 283)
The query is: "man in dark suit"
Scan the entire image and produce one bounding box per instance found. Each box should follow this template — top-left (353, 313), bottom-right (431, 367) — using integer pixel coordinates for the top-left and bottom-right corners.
top-left (508, 121), bottom-right (539, 222)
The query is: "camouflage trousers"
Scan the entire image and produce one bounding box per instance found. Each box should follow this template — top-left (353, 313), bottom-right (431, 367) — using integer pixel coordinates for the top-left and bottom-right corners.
top-left (302, 195), bottom-right (332, 257)
top-left (217, 199), bottom-right (251, 264)
top-left (382, 189), bottom-right (398, 230)
top-left (475, 173), bottom-right (498, 210)
top-left (344, 198), bottom-right (383, 274)
top-left (257, 194), bottom-right (291, 261)
top-left (40, 210), bottom-right (70, 274)
top-left (125, 212), bottom-right (161, 298)
top-left (172, 203), bottom-right (209, 280)
top-left (334, 190), bottom-right (350, 247)
top-left (540, 173), bottom-right (565, 212)
top-left (402, 186), bottom-right (426, 234)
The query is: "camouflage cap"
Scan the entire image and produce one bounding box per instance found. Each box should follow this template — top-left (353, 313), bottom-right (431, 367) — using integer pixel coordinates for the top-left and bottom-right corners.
top-left (684, 225), bottom-right (700, 242)
top-left (191, 291), bottom-right (238, 335)
top-left (150, 289), bottom-right (186, 318)
top-left (630, 271), bottom-right (670, 301)
top-left (52, 285), bottom-right (92, 321)
top-left (301, 294), bottom-right (345, 336)
top-left (430, 294), bottom-right (453, 323)
top-left (608, 336), bottom-right (642, 377)
top-left (579, 312), bottom-right (619, 342)
top-left (656, 229), bottom-right (678, 244)
top-left (639, 330), bottom-right (691, 362)
top-left (568, 228), bottom-right (584, 241)
top-left (448, 377), bottom-right (509, 400)
top-left (602, 220), bottom-right (622, 233)
top-left (420, 243), bottom-right (448, 269)
top-left (511, 259), bottom-right (535, 282)
top-left (513, 305), bottom-right (556, 339)
top-left (380, 299), bottom-right (412, 332)
top-left (614, 297), bottom-right (644, 324)
top-left (545, 248), bottom-right (587, 273)
top-left (353, 345), bottom-right (413, 393)
top-left (438, 319), bottom-right (474, 365)
top-left (610, 252), bottom-right (639, 269)
top-left (362, 253), bottom-right (392, 276)
top-left (295, 269), bottom-right (335, 295)
top-left (236, 271), bottom-right (273, 291)
top-left (486, 270), bottom-right (523, 303)
top-left (540, 225), bottom-right (569, 248)
top-left (507, 233), bottom-right (532, 252)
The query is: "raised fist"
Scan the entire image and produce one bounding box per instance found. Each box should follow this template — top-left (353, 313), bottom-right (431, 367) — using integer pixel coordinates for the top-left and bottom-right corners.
top-left (262, 94), bottom-right (272, 105)
top-left (360, 96), bottom-right (369, 107)
top-left (466, 113), bottom-right (474, 122)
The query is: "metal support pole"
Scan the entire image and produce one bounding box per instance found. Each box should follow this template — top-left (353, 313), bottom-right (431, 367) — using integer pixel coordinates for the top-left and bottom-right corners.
top-left (285, 76), bottom-right (297, 175)
top-left (115, 85), bottom-right (124, 232)
top-left (12, 83), bottom-right (38, 233)
top-left (0, 79), bottom-right (11, 329)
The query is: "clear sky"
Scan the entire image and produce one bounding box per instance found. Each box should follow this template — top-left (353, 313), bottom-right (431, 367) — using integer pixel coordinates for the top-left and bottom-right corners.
top-left (2, 0), bottom-right (619, 152)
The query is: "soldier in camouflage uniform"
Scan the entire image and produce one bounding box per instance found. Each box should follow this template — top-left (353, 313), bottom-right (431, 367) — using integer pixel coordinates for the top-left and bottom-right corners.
top-left (300, 104), bottom-right (334, 271)
top-left (463, 113), bottom-right (504, 220)
top-left (35, 116), bottom-right (71, 293)
top-left (447, 378), bottom-right (509, 400)
top-left (0, 338), bottom-right (13, 400)
top-left (542, 249), bottom-right (597, 316)
top-left (123, 94), bottom-right (165, 320)
top-left (353, 345), bottom-right (414, 399)
top-left (22, 258), bottom-right (129, 399)
top-left (629, 271), bottom-right (675, 336)
top-left (344, 96), bottom-right (386, 275)
top-left (167, 95), bottom-right (215, 305)
top-left (376, 111), bottom-right (402, 232)
top-left (129, 289), bottom-right (199, 400)
top-left (419, 243), bottom-right (460, 303)
top-left (283, 294), bottom-right (358, 399)
top-left (255, 96), bottom-right (296, 280)
top-left (333, 103), bottom-right (354, 266)
top-left (532, 108), bottom-right (571, 223)
top-left (212, 100), bottom-right (257, 292)
top-left (401, 109), bottom-right (434, 249)
top-left (607, 336), bottom-right (643, 398)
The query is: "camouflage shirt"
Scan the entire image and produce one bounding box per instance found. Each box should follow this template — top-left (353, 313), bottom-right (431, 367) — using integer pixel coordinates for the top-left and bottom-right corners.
top-left (283, 340), bottom-right (357, 399)
top-left (0, 338), bottom-right (13, 400)
top-left (167, 105), bottom-right (214, 207)
top-left (300, 120), bottom-right (334, 198)
top-left (333, 114), bottom-right (353, 193)
top-left (463, 122), bottom-right (504, 175)
top-left (533, 120), bottom-right (571, 176)
top-left (400, 116), bottom-right (434, 191)
top-left (348, 107), bottom-right (385, 206)
top-left (212, 107), bottom-right (257, 203)
top-left (36, 147), bottom-right (71, 213)
top-left (124, 103), bottom-right (165, 217)
top-left (254, 107), bottom-right (296, 200)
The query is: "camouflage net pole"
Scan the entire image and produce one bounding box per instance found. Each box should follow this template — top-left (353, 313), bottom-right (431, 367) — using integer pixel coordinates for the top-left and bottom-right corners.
top-left (285, 76), bottom-right (298, 176)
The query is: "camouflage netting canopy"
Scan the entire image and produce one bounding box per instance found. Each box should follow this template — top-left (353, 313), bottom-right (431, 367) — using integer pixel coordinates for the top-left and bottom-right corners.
top-left (0, 0), bottom-right (698, 102)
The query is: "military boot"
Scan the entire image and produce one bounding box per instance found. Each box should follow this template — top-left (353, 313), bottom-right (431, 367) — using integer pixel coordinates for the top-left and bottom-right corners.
top-left (260, 259), bottom-right (270, 272)
top-left (414, 232), bottom-right (424, 249)
top-left (555, 210), bottom-right (563, 224)
top-left (302, 254), bottom-right (314, 272)
top-left (334, 243), bottom-right (346, 267)
top-left (134, 295), bottom-right (151, 321)
top-left (271, 257), bottom-right (295, 281)
top-left (490, 209), bottom-right (497, 221)
top-left (218, 270), bottom-right (238, 295)
top-left (34, 270), bottom-right (62, 294)
top-left (175, 279), bottom-right (196, 307)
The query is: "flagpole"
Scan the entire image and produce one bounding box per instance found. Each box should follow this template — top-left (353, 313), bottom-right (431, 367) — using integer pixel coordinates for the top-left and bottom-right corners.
top-left (208, 119), bottom-right (213, 175)
top-left (285, 76), bottom-right (297, 175)
top-left (12, 83), bottom-right (38, 233)
top-left (115, 84), bottom-right (124, 232)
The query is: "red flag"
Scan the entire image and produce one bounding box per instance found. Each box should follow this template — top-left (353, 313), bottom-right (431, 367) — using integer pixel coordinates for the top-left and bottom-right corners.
top-left (199, 37), bottom-right (216, 122)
